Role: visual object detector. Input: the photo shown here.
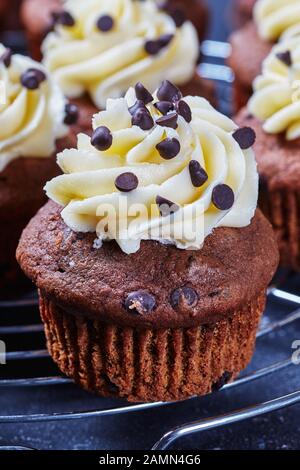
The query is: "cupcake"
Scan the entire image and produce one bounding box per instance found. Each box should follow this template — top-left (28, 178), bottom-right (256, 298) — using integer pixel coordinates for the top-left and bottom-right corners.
top-left (0, 44), bottom-right (77, 297)
top-left (39, 0), bottom-right (213, 126)
top-left (236, 36), bottom-right (300, 271)
top-left (17, 81), bottom-right (279, 402)
top-left (232, 0), bottom-right (256, 27)
top-left (229, 0), bottom-right (300, 111)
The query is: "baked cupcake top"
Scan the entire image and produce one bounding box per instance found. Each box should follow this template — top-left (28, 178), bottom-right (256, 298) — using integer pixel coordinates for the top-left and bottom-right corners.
top-left (249, 36), bottom-right (300, 140)
top-left (0, 44), bottom-right (68, 172)
top-left (42, 0), bottom-right (199, 109)
top-left (255, 0), bottom-right (300, 41)
top-left (45, 80), bottom-right (258, 254)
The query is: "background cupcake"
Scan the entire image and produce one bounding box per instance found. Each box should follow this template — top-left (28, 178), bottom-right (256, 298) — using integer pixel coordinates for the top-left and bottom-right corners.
top-left (236, 35), bottom-right (300, 270)
top-left (17, 81), bottom-right (278, 402)
top-left (229, 0), bottom-right (300, 110)
top-left (0, 44), bottom-right (76, 296)
top-left (232, 0), bottom-right (256, 27)
top-left (40, 0), bottom-right (214, 129)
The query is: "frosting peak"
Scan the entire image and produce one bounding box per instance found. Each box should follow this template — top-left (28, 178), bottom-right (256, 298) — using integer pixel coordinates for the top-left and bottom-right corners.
top-left (42, 0), bottom-right (199, 109)
top-left (0, 43), bottom-right (68, 172)
top-left (255, 0), bottom-right (300, 41)
top-left (45, 81), bottom-right (258, 254)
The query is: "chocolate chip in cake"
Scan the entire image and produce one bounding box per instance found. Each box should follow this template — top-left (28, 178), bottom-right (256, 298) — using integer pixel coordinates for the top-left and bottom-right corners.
top-left (212, 184), bottom-right (234, 210)
top-left (0, 48), bottom-right (12, 68)
top-left (189, 160), bottom-right (208, 187)
top-left (125, 290), bottom-right (156, 315)
top-left (176, 100), bottom-right (192, 123)
top-left (135, 82), bottom-right (153, 104)
top-left (96, 14), bottom-right (114, 32)
top-left (129, 100), bottom-right (147, 116)
top-left (170, 287), bottom-right (198, 309)
top-left (156, 111), bottom-right (178, 129)
top-left (154, 100), bottom-right (174, 115)
top-left (156, 137), bottom-right (180, 159)
top-left (21, 68), bottom-right (46, 90)
top-left (276, 50), bottom-right (292, 67)
top-left (232, 127), bottom-right (256, 149)
top-left (156, 195), bottom-right (179, 216)
top-left (132, 108), bottom-right (154, 130)
top-left (212, 371), bottom-right (232, 392)
top-left (64, 103), bottom-right (79, 125)
top-left (115, 172), bottom-right (139, 192)
top-left (157, 80), bottom-right (182, 102)
top-left (91, 126), bottom-right (113, 151)
top-left (57, 10), bottom-right (75, 27)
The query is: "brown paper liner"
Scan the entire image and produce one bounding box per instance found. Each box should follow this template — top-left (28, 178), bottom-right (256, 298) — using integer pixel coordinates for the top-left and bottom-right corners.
top-left (39, 290), bottom-right (266, 402)
top-left (259, 184), bottom-right (300, 271)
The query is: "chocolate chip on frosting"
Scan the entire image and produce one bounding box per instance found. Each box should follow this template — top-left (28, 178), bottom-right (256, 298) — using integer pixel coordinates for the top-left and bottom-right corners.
top-left (144, 34), bottom-right (174, 55)
top-left (176, 100), bottom-right (192, 123)
top-left (0, 48), bottom-right (12, 68)
top-left (156, 138), bottom-right (180, 159)
top-left (21, 68), bottom-right (46, 90)
top-left (129, 100), bottom-right (147, 116)
top-left (156, 195), bottom-right (179, 216)
top-left (96, 14), bottom-right (114, 32)
top-left (64, 103), bottom-right (79, 125)
top-left (115, 172), bottom-right (139, 192)
top-left (157, 80), bottom-right (182, 102)
top-left (212, 184), bottom-right (234, 210)
top-left (132, 108), bottom-right (154, 130)
top-left (156, 111), bottom-right (178, 129)
top-left (135, 82), bottom-right (153, 104)
top-left (170, 287), bottom-right (198, 309)
top-left (189, 160), bottom-right (208, 187)
top-left (154, 100), bottom-right (174, 115)
top-left (276, 50), bottom-right (292, 67)
top-left (91, 126), bottom-right (113, 151)
top-left (57, 10), bottom-right (75, 27)
top-left (232, 127), bottom-right (256, 149)
top-left (125, 291), bottom-right (156, 315)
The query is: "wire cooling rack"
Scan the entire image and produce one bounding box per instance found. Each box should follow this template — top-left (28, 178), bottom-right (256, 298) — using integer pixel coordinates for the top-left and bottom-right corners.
top-left (0, 41), bottom-right (300, 451)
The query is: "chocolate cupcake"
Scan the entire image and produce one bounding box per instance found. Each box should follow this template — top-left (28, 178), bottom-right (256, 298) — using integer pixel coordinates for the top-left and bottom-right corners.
top-left (17, 81), bottom-right (279, 402)
top-left (236, 36), bottom-right (300, 271)
top-left (229, 0), bottom-right (300, 111)
top-left (40, 0), bottom-right (213, 126)
top-left (0, 44), bottom-right (76, 296)
top-left (232, 0), bottom-right (256, 27)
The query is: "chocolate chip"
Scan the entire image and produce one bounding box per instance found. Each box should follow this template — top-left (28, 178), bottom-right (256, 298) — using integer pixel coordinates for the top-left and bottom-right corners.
top-left (156, 112), bottom-right (178, 129)
top-left (212, 184), bottom-right (234, 210)
top-left (20, 68), bottom-right (46, 90)
top-left (157, 80), bottom-right (182, 102)
top-left (0, 48), bottom-right (12, 68)
top-left (276, 50), bottom-right (292, 67)
top-left (144, 34), bottom-right (174, 55)
top-left (176, 100), bottom-right (192, 123)
top-left (158, 33), bottom-right (174, 48)
top-left (135, 82), bottom-right (153, 104)
top-left (96, 14), bottom-right (114, 32)
top-left (64, 103), bottom-right (79, 125)
top-left (189, 160), bottom-right (208, 187)
top-left (156, 137), bottom-right (180, 159)
top-left (212, 371), bottom-right (232, 392)
top-left (154, 100), bottom-right (174, 115)
top-left (128, 100), bottom-right (147, 116)
top-left (132, 108), bottom-right (154, 130)
top-left (170, 287), bottom-right (198, 309)
top-left (125, 291), bottom-right (156, 315)
top-left (57, 10), bottom-right (75, 27)
top-left (115, 172), bottom-right (139, 192)
top-left (91, 126), bottom-right (113, 151)
top-left (156, 195), bottom-right (179, 216)
top-left (232, 127), bottom-right (256, 149)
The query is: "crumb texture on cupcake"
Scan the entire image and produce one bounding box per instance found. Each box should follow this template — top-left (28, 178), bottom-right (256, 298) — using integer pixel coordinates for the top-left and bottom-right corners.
top-left (42, 0), bottom-right (199, 108)
top-left (45, 82), bottom-right (259, 254)
top-left (0, 43), bottom-right (68, 172)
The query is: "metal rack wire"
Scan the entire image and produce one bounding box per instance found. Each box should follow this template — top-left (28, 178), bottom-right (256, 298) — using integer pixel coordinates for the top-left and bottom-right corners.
top-left (0, 41), bottom-right (300, 451)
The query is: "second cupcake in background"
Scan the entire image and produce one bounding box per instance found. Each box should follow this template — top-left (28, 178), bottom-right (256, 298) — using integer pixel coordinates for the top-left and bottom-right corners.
top-left (0, 44), bottom-right (77, 296)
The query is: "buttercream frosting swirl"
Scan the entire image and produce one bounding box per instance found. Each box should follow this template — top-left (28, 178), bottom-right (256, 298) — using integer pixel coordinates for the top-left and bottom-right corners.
top-left (249, 36), bottom-right (300, 140)
top-left (0, 43), bottom-right (68, 172)
top-left (46, 81), bottom-right (258, 254)
top-left (255, 0), bottom-right (300, 41)
top-left (42, 0), bottom-right (199, 109)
